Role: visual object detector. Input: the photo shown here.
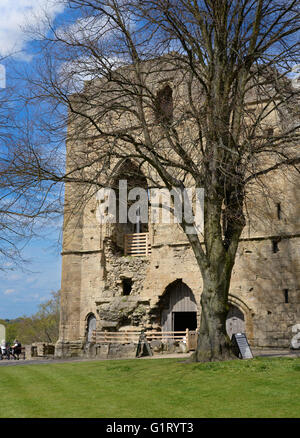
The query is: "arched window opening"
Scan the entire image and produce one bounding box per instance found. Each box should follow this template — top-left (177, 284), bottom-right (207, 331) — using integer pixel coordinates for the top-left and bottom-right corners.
top-left (86, 314), bottom-right (96, 343)
top-left (155, 85), bottom-right (173, 123)
top-left (111, 159), bottom-right (150, 255)
top-left (226, 305), bottom-right (245, 340)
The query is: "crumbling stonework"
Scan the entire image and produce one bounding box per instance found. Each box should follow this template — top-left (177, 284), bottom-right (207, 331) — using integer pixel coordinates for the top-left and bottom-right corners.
top-left (24, 343), bottom-right (55, 360)
top-left (97, 238), bottom-right (151, 330)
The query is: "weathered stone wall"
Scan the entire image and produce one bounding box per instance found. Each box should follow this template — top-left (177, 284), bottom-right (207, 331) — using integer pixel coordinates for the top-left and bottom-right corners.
top-left (231, 236), bottom-right (300, 348)
top-left (56, 184), bottom-right (300, 356)
top-left (23, 343), bottom-right (55, 360)
top-left (56, 61), bottom-right (300, 357)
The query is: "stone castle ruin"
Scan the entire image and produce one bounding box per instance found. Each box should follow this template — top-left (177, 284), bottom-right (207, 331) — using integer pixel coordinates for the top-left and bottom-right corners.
top-left (55, 57), bottom-right (300, 358)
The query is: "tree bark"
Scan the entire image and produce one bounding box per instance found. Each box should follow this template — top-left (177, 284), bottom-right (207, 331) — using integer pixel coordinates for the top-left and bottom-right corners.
top-left (194, 266), bottom-right (236, 362)
top-left (188, 191), bottom-right (245, 362)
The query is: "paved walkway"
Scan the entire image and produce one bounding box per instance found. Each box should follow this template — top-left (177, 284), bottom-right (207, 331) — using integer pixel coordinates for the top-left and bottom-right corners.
top-left (252, 348), bottom-right (300, 358)
top-left (0, 348), bottom-right (299, 366)
top-left (0, 353), bottom-right (193, 366)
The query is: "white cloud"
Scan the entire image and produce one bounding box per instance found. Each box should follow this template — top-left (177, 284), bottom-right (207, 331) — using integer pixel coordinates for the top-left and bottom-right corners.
top-left (12, 293), bottom-right (41, 303)
top-left (58, 54), bottom-right (129, 93)
top-left (57, 15), bottom-right (111, 43)
top-left (25, 277), bottom-right (37, 284)
top-left (7, 274), bottom-right (21, 281)
top-left (57, 3), bottom-right (134, 43)
top-left (4, 288), bottom-right (16, 295)
top-left (0, 0), bottom-right (65, 60)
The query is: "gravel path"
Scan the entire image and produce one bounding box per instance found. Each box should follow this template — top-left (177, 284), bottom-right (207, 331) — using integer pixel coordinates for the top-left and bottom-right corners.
top-left (0, 353), bottom-right (192, 366)
top-left (0, 349), bottom-right (299, 366)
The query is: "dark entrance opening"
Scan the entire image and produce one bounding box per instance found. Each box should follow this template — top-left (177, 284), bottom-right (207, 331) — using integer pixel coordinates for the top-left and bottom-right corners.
top-left (173, 312), bottom-right (197, 332)
top-left (122, 278), bottom-right (132, 296)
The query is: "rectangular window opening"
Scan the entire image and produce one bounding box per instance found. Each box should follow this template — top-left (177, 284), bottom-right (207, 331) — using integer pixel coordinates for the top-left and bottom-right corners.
top-left (272, 240), bottom-right (279, 253)
top-left (284, 289), bottom-right (289, 304)
top-left (122, 278), bottom-right (133, 296)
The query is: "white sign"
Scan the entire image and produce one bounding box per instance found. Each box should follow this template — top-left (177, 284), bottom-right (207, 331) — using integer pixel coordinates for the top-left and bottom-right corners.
top-left (0, 324), bottom-right (5, 342)
top-left (290, 324), bottom-right (300, 349)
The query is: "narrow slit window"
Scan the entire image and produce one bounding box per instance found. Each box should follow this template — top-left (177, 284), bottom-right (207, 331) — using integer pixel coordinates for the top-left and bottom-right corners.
top-left (284, 289), bottom-right (289, 303)
top-left (155, 85), bottom-right (173, 123)
top-left (276, 203), bottom-right (281, 220)
top-left (272, 239), bottom-right (279, 253)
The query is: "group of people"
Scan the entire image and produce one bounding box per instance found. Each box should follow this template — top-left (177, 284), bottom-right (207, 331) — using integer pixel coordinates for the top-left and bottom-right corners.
top-left (0, 339), bottom-right (22, 360)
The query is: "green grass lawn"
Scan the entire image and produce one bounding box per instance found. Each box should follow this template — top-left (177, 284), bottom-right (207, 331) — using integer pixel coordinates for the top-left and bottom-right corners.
top-left (0, 356), bottom-right (300, 418)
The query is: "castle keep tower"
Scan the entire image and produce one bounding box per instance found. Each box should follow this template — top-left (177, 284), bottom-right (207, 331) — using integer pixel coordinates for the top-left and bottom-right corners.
top-left (55, 59), bottom-right (300, 358)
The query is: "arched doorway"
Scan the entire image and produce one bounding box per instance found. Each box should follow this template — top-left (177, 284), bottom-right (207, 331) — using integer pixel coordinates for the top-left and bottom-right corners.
top-left (86, 314), bottom-right (97, 343)
top-left (226, 305), bottom-right (245, 339)
top-left (160, 280), bottom-right (198, 332)
top-left (112, 159), bottom-right (149, 251)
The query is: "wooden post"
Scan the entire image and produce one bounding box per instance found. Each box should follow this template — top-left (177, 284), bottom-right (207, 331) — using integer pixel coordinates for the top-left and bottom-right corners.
top-left (146, 233), bottom-right (149, 256)
top-left (186, 328), bottom-right (189, 352)
top-left (124, 235), bottom-right (127, 255)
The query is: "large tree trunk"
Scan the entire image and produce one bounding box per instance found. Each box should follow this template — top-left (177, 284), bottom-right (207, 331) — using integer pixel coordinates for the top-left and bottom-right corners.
top-left (195, 265), bottom-right (236, 362)
top-left (187, 189), bottom-right (245, 362)
top-left (186, 237), bottom-right (238, 362)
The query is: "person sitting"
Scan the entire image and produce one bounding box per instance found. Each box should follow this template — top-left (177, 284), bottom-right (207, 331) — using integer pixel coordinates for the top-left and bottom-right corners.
top-left (0, 340), bottom-right (6, 360)
top-left (11, 339), bottom-right (22, 360)
top-left (5, 342), bottom-right (10, 360)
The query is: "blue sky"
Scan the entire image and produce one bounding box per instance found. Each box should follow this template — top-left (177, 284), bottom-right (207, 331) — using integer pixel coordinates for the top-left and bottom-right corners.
top-left (1, 232), bottom-right (62, 319)
top-left (0, 1), bottom-right (68, 319)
